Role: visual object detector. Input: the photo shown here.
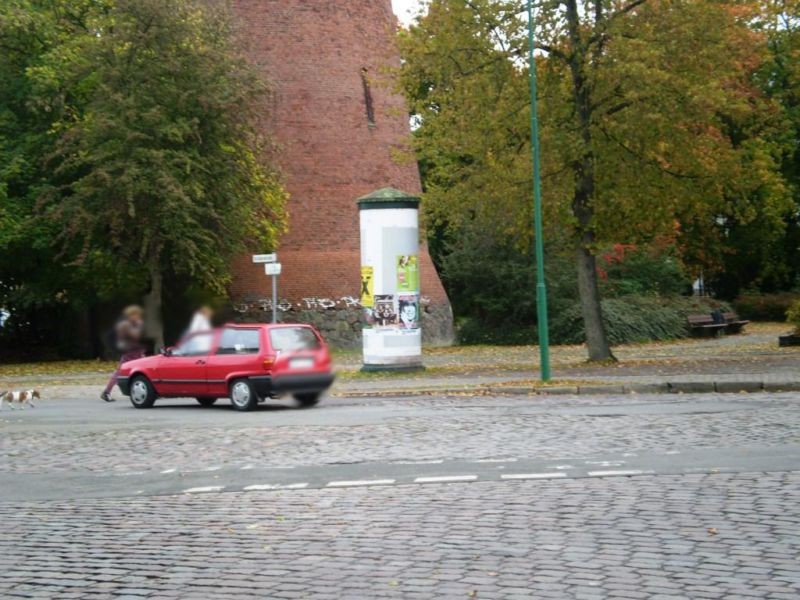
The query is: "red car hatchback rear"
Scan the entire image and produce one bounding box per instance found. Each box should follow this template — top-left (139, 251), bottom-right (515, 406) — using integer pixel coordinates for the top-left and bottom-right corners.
top-left (116, 323), bottom-right (334, 411)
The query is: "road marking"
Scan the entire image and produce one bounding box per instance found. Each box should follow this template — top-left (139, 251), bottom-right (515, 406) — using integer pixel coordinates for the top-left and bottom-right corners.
top-left (327, 479), bottom-right (396, 488)
top-left (414, 475), bottom-right (478, 483)
top-left (160, 468), bottom-right (176, 474)
top-left (588, 469), bottom-right (649, 477)
top-left (501, 472), bottom-right (567, 480)
top-left (243, 483), bottom-right (309, 491)
top-left (183, 486), bottom-right (224, 494)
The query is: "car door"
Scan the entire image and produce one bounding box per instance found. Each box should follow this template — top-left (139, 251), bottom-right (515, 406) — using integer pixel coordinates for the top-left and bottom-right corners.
top-left (155, 331), bottom-right (215, 397)
top-left (205, 327), bottom-right (264, 397)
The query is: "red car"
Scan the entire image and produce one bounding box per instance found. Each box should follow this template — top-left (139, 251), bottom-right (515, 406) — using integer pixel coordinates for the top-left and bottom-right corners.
top-left (116, 323), bottom-right (334, 411)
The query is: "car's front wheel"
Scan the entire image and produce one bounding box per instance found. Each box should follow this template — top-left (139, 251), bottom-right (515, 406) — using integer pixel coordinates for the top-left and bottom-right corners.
top-left (230, 379), bottom-right (258, 412)
top-left (294, 392), bottom-right (321, 408)
top-left (129, 375), bottom-right (157, 409)
top-left (196, 397), bottom-right (217, 407)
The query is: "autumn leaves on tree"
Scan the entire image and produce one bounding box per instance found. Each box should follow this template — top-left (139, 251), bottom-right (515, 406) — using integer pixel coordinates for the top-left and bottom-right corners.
top-left (400, 0), bottom-right (797, 360)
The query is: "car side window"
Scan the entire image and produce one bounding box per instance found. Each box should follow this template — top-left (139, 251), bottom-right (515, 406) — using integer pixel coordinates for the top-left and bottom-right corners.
top-left (217, 328), bottom-right (261, 355)
top-left (173, 332), bottom-right (214, 357)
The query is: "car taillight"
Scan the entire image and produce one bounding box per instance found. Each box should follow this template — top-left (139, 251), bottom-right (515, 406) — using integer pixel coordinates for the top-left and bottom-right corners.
top-left (263, 355), bottom-right (276, 369)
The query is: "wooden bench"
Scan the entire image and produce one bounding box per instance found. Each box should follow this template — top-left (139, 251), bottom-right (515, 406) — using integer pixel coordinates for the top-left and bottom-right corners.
top-left (722, 312), bottom-right (750, 334)
top-left (687, 315), bottom-right (726, 337)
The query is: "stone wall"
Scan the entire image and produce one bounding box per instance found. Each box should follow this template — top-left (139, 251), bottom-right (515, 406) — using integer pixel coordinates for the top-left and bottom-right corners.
top-left (232, 297), bottom-right (454, 350)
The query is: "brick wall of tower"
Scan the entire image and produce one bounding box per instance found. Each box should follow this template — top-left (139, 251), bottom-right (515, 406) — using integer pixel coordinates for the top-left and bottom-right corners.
top-left (227, 0), bottom-right (453, 345)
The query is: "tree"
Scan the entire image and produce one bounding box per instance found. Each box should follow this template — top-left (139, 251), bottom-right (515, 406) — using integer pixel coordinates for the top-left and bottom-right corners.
top-left (400, 0), bottom-right (790, 360)
top-left (17, 0), bottom-right (286, 349)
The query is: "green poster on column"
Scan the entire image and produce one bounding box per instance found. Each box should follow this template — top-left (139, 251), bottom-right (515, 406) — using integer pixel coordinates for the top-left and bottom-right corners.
top-left (396, 255), bottom-right (419, 292)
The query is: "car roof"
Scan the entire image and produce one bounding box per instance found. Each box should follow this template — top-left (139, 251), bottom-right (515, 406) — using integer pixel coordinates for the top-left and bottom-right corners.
top-left (223, 322), bottom-right (313, 329)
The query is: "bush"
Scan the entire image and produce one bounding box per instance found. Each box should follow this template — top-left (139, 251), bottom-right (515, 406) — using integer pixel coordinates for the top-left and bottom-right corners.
top-left (550, 296), bottom-right (731, 346)
top-left (598, 245), bottom-right (691, 297)
top-left (787, 301), bottom-right (800, 335)
top-left (732, 293), bottom-right (800, 321)
top-left (456, 318), bottom-right (536, 345)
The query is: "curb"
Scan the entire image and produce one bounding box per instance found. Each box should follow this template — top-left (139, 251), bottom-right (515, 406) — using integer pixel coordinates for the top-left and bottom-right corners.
top-left (335, 380), bottom-right (800, 399)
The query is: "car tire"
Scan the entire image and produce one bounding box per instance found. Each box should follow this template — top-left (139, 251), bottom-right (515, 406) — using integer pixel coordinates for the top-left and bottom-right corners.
top-left (129, 375), bottom-right (157, 409)
top-left (230, 379), bottom-right (258, 412)
top-left (196, 397), bottom-right (218, 407)
top-left (293, 392), bottom-right (321, 408)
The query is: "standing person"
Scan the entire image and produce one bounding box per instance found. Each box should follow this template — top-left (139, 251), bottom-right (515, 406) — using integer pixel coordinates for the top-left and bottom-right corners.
top-left (188, 305), bottom-right (213, 333)
top-left (101, 305), bottom-right (146, 402)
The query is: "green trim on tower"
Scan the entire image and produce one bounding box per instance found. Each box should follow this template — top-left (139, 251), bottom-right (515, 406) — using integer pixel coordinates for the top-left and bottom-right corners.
top-left (357, 187), bottom-right (420, 210)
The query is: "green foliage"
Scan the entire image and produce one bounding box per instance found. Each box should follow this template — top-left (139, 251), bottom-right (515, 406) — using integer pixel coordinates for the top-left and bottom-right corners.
top-left (35, 0), bottom-right (287, 291)
top-left (733, 292), bottom-right (800, 321)
top-left (598, 245), bottom-right (691, 298)
top-left (399, 0), bottom-right (795, 354)
top-left (0, 0), bottom-right (287, 355)
top-left (550, 296), bottom-right (731, 346)
top-left (787, 300), bottom-right (800, 334)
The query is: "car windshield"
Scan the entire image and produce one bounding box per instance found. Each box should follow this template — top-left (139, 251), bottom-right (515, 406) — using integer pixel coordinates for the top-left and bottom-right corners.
top-left (269, 327), bottom-right (320, 352)
top-left (173, 332), bottom-right (214, 356)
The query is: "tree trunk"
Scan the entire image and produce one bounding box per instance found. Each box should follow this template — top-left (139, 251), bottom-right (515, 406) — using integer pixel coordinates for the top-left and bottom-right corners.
top-left (144, 266), bottom-right (164, 352)
top-left (576, 233), bottom-right (614, 361)
top-left (565, 0), bottom-right (615, 362)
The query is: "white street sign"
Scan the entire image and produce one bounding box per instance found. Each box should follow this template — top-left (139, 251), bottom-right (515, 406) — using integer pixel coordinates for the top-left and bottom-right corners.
top-left (264, 263), bottom-right (282, 276)
top-left (252, 253), bottom-right (277, 264)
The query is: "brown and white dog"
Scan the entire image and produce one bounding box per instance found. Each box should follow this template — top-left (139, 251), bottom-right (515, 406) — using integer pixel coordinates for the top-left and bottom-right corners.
top-left (0, 389), bottom-right (40, 410)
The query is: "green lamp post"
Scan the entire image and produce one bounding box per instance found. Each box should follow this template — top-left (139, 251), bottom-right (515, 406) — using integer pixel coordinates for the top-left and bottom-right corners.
top-left (528, 0), bottom-right (551, 381)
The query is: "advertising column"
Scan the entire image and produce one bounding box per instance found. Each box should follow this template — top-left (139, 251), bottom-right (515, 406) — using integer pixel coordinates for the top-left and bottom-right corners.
top-left (358, 188), bottom-right (423, 371)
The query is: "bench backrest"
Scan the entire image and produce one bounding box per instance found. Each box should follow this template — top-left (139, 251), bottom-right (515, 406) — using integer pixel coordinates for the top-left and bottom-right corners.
top-left (722, 312), bottom-right (741, 322)
top-left (687, 315), bottom-right (715, 325)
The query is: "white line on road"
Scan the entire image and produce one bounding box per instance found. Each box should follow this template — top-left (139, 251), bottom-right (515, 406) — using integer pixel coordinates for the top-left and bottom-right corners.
top-left (588, 469), bottom-right (650, 477)
top-left (327, 479), bottom-right (396, 488)
top-left (243, 483), bottom-right (309, 491)
top-left (414, 475), bottom-right (478, 483)
top-left (183, 486), bottom-right (224, 494)
top-left (501, 473), bottom-right (567, 480)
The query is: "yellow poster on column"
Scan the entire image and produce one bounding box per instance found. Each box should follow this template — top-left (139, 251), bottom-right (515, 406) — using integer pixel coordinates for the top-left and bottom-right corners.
top-left (360, 266), bottom-right (374, 307)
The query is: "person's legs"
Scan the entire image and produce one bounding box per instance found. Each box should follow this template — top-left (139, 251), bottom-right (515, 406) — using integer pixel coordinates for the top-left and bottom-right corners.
top-left (102, 350), bottom-right (144, 401)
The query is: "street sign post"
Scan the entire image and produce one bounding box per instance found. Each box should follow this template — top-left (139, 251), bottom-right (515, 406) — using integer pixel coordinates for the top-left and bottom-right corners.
top-left (253, 254), bottom-right (280, 323)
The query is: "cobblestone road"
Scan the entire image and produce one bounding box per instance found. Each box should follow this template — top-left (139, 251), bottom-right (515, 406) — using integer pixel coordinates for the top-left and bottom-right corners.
top-left (1, 390), bottom-right (799, 598)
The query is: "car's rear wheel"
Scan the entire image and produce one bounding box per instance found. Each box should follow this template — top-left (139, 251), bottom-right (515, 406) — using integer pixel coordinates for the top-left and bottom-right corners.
top-left (196, 397), bottom-right (217, 407)
top-left (130, 375), bottom-right (156, 409)
top-left (230, 379), bottom-right (258, 412)
top-left (294, 392), bottom-right (321, 408)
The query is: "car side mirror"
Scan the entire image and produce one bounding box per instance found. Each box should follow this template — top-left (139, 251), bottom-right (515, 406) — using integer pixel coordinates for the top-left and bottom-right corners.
top-left (161, 346), bottom-right (173, 357)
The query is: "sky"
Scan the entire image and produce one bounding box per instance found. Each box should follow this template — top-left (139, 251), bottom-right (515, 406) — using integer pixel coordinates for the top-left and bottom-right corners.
top-left (391, 0), bottom-right (425, 26)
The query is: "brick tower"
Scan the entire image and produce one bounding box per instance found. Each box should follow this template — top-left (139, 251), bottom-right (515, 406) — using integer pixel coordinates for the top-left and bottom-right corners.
top-left (229, 1), bottom-right (452, 346)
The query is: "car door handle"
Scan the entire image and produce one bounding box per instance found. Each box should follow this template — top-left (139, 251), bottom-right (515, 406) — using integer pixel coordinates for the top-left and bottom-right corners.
top-left (195, 359), bottom-right (206, 365)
